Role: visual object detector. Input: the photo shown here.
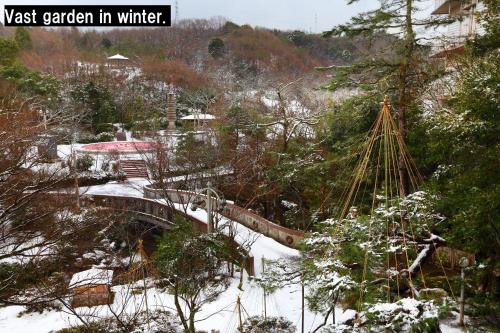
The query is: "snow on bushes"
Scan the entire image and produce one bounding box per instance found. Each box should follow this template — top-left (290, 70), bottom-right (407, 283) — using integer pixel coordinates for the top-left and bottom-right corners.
top-left (365, 298), bottom-right (440, 332)
top-left (242, 315), bottom-right (296, 333)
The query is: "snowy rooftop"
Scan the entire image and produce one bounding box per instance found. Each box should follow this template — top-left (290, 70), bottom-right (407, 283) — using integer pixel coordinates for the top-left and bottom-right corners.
top-left (181, 114), bottom-right (216, 120)
top-left (107, 54), bottom-right (129, 60)
top-left (69, 268), bottom-right (113, 288)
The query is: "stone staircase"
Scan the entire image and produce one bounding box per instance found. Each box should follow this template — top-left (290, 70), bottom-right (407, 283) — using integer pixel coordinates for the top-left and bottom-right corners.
top-left (119, 160), bottom-right (149, 179)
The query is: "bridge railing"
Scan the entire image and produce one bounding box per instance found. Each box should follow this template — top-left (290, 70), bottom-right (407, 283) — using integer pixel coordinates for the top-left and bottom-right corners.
top-left (143, 186), bottom-right (305, 248)
top-left (80, 193), bottom-right (254, 274)
top-left (82, 194), bottom-right (207, 233)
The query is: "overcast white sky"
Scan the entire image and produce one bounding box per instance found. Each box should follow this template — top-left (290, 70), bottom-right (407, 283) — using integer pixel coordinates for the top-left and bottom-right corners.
top-left (1, 0), bottom-right (383, 32)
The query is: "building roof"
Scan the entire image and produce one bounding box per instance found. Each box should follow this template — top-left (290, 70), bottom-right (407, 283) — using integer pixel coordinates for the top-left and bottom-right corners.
top-left (107, 54), bottom-right (129, 60)
top-left (69, 268), bottom-right (114, 288)
top-left (181, 114), bottom-right (216, 120)
top-left (432, 0), bottom-right (461, 15)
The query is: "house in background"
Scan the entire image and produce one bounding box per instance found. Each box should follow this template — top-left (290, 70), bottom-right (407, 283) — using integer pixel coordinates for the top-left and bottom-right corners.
top-left (431, 0), bottom-right (485, 58)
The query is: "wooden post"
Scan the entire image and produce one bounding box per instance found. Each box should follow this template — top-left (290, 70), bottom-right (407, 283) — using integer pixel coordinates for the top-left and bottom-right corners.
top-left (301, 277), bottom-right (305, 333)
top-left (237, 296), bottom-right (243, 332)
top-left (262, 256), bottom-right (267, 319)
top-left (459, 266), bottom-right (465, 326)
top-left (139, 239), bottom-right (150, 330)
top-left (71, 151), bottom-right (80, 210)
top-left (207, 182), bottom-right (213, 232)
top-left (458, 257), bottom-right (469, 326)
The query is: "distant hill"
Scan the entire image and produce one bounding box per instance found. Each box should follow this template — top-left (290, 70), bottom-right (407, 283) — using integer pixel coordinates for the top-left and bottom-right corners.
top-left (1, 20), bottom-right (394, 89)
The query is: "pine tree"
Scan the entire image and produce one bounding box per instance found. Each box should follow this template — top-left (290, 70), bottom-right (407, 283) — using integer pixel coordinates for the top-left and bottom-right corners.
top-left (0, 38), bottom-right (19, 67)
top-left (14, 27), bottom-right (32, 50)
top-left (322, 0), bottom-right (453, 194)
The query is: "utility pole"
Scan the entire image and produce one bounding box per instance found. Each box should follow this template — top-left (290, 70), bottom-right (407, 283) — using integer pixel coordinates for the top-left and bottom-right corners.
top-left (174, 0), bottom-right (179, 24)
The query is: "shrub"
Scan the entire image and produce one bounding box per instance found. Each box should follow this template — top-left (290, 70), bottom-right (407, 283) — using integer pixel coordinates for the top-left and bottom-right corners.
top-left (75, 155), bottom-right (93, 172)
top-left (242, 316), bottom-right (296, 333)
top-left (96, 132), bottom-right (115, 142)
top-left (208, 37), bottom-right (225, 58)
top-left (95, 123), bottom-right (114, 134)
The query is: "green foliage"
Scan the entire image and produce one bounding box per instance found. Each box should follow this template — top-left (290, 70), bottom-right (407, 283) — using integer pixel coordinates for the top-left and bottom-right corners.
top-left (70, 80), bottom-right (118, 130)
top-left (154, 217), bottom-right (233, 332)
top-left (317, 94), bottom-right (382, 215)
top-left (14, 27), bottom-right (32, 50)
top-left (154, 217), bottom-right (233, 284)
top-left (221, 21), bottom-right (240, 34)
top-left (264, 142), bottom-right (328, 228)
top-left (208, 37), bottom-right (225, 59)
top-left (302, 191), bottom-right (445, 315)
top-left (287, 30), bottom-right (308, 47)
top-left (94, 123), bottom-right (115, 134)
top-left (242, 315), bottom-right (297, 333)
top-left (100, 37), bottom-right (112, 49)
top-left (469, 0), bottom-right (500, 55)
top-left (0, 64), bottom-right (60, 98)
top-left (75, 155), bottom-right (93, 172)
top-left (424, 52), bottom-right (499, 260)
top-left (0, 36), bottom-right (59, 101)
top-left (0, 38), bottom-right (19, 67)
top-left (364, 299), bottom-right (440, 333)
top-left (320, 0), bottom-right (446, 161)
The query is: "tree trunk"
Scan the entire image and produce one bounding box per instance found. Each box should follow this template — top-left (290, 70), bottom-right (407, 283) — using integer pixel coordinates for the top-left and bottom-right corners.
top-left (189, 309), bottom-right (196, 333)
top-left (174, 287), bottom-right (190, 333)
top-left (396, 0), bottom-right (416, 196)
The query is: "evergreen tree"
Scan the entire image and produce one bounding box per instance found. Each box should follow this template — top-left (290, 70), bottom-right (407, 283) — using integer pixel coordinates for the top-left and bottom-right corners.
top-left (423, 9), bottom-right (499, 292)
top-left (100, 37), bottom-right (112, 49)
top-left (14, 27), bottom-right (32, 50)
top-left (154, 218), bottom-right (233, 333)
top-left (322, 0), bottom-right (452, 194)
top-left (208, 37), bottom-right (225, 59)
top-left (0, 38), bottom-right (19, 67)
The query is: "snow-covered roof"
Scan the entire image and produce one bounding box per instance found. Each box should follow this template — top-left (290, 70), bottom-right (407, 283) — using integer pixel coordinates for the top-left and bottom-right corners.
top-left (107, 54), bottom-right (129, 60)
top-left (69, 268), bottom-right (113, 288)
top-left (181, 114), bottom-right (216, 120)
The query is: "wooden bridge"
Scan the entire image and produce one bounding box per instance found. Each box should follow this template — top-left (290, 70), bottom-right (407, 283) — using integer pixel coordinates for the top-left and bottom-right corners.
top-left (142, 186), bottom-right (305, 248)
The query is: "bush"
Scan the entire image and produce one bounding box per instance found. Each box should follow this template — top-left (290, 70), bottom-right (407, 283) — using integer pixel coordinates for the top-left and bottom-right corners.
top-left (242, 316), bottom-right (296, 333)
top-left (77, 133), bottom-right (98, 144)
top-left (95, 123), bottom-right (114, 134)
top-left (96, 132), bottom-right (115, 142)
top-left (54, 310), bottom-right (180, 333)
top-left (77, 132), bottom-right (114, 143)
top-left (208, 37), bottom-right (225, 58)
top-left (75, 155), bottom-right (93, 172)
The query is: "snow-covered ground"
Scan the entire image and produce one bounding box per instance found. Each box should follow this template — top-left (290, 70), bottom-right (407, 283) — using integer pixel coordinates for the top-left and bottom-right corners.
top-left (0, 181), bottom-right (341, 332)
top-left (0, 181), bottom-right (468, 332)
